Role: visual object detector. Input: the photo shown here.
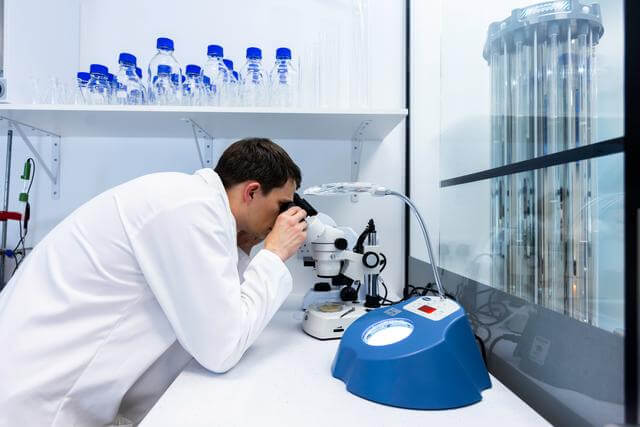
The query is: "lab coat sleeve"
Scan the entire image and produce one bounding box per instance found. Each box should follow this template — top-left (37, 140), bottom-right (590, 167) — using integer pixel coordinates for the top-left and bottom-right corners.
top-left (237, 248), bottom-right (251, 278)
top-left (128, 199), bottom-right (292, 373)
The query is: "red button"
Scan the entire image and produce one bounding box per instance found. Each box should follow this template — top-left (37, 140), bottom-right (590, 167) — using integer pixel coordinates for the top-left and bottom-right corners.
top-left (418, 305), bottom-right (436, 314)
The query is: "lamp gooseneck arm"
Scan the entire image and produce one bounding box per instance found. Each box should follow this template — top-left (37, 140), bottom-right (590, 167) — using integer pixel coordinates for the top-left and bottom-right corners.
top-left (386, 190), bottom-right (445, 300)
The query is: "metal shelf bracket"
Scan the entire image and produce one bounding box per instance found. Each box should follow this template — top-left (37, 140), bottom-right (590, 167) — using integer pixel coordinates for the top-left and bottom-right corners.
top-left (0, 116), bottom-right (61, 199)
top-left (182, 118), bottom-right (214, 169)
top-left (350, 120), bottom-right (371, 203)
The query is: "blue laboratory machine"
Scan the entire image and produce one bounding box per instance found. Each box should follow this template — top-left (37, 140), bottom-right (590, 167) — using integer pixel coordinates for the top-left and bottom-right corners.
top-left (303, 183), bottom-right (491, 409)
top-left (331, 295), bottom-right (491, 409)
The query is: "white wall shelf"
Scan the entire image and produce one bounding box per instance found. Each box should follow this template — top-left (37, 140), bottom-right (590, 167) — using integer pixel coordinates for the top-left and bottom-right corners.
top-left (0, 104), bottom-right (407, 140)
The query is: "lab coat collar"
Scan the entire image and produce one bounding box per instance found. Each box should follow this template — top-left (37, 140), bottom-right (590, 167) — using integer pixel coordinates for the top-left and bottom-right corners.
top-left (194, 168), bottom-right (237, 234)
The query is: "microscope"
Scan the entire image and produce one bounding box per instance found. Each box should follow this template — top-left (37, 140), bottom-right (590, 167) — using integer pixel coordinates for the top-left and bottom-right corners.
top-left (285, 194), bottom-right (387, 340)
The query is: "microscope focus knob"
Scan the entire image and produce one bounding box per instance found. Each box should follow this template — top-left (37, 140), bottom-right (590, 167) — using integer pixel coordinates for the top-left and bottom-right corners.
top-left (334, 238), bottom-right (348, 250)
top-left (314, 282), bottom-right (331, 292)
top-left (362, 251), bottom-right (380, 268)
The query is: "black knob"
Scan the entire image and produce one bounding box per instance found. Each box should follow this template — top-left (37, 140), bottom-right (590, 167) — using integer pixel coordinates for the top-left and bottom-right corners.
top-left (332, 274), bottom-right (353, 287)
top-left (314, 282), bottom-right (331, 292)
top-left (364, 294), bottom-right (381, 308)
top-left (362, 251), bottom-right (380, 268)
top-left (334, 238), bottom-right (348, 250)
top-left (303, 257), bottom-right (315, 267)
top-left (340, 286), bottom-right (358, 301)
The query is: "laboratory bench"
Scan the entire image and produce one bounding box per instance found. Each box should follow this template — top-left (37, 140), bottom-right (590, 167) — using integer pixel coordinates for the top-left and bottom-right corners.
top-left (139, 294), bottom-right (550, 426)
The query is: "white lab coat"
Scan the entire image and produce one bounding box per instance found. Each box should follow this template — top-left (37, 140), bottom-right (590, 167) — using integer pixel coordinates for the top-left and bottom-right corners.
top-left (0, 169), bottom-right (293, 426)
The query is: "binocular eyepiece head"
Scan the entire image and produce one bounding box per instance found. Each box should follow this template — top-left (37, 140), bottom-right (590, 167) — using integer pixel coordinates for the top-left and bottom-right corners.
top-left (280, 193), bottom-right (318, 217)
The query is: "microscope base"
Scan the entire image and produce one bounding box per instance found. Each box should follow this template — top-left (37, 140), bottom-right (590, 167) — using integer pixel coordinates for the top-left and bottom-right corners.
top-left (302, 302), bottom-right (369, 340)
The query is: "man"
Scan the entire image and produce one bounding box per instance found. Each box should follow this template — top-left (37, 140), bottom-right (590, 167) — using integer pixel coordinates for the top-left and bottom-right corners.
top-left (0, 138), bottom-right (307, 426)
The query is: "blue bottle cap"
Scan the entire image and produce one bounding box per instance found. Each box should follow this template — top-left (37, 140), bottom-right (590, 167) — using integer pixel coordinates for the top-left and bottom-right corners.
top-left (203, 75), bottom-right (211, 85)
top-left (157, 64), bottom-right (171, 74)
top-left (135, 67), bottom-right (142, 79)
top-left (223, 59), bottom-right (233, 70)
top-left (152, 76), bottom-right (158, 83)
top-left (246, 47), bottom-right (262, 59)
top-left (107, 73), bottom-right (115, 83)
top-left (77, 72), bottom-right (90, 82)
top-left (276, 47), bottom-right (291, 60)
top-left (118, 52), bottom-right (137, 66)
top-left (89, 64), bottom-right (108, 75)
top-left (185, 64), bottom-right (201, 75)
top-left (232, 71), bottom-right (239, 80)
top-left (157, 37), bottom-right (174, 51)
top-left (207, 44), bottom-right (223, 57)
top-left (171, 73), bottom-right (185, 84)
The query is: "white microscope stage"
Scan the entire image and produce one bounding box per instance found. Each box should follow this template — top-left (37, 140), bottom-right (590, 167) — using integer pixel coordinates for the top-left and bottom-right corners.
top-left (302, 301), bottom-right (369, 340)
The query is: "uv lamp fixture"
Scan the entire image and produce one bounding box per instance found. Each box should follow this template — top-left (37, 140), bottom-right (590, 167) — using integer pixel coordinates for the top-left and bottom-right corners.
top-left (332, 296), bottom-right (491, 409)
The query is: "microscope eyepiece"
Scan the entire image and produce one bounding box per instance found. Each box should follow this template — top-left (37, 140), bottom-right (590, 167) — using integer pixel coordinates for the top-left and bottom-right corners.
top-left (279, 192), bottom-right (319, 216)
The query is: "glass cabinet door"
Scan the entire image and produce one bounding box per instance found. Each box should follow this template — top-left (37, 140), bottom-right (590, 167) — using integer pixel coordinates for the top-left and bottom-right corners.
top-left (413, 1), bottom-right (626, 425)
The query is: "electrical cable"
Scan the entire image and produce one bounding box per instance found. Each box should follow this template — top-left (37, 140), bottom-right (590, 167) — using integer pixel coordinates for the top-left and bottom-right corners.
top-left (468, 312), bottom-right (492, 342)
top-left (381, 279), bottom-right (388, 304)
top-left (379, 253), bottom-right (387, 272)
top-left (379, 276), bottom-right (401, 305)
top-left (26, 158), bottom-right (35, 195)
top-left (10, 221), bottom-right (23, 275)
top-left (488, 334), bottom-right (521, 364)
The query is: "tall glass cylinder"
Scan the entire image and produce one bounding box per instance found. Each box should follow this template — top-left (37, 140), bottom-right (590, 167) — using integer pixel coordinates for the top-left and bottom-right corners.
top-left (483, 1), bottom-right (604, 322)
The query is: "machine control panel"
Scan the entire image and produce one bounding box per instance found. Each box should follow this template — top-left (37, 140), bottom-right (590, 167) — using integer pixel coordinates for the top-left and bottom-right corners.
top-left (403, 296), bottom-right (460, 321)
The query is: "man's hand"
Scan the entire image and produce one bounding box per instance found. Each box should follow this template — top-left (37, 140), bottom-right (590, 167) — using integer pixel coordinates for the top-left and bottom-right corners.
top-left (237, 231), bottom-right (262, 255)
top-left (264, 207), bottom-right (308, 261)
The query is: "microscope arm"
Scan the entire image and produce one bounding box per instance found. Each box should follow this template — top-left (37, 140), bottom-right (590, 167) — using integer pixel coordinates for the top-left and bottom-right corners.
top-left (332, 245), bottom-right (385, 282)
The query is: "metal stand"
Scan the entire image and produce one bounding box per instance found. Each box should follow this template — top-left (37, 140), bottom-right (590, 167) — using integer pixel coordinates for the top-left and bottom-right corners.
top-left (363, 229), bottom-right (380, 308)
top-left (182, 118), bottom-right (214, 168)
top-left (0, 116), bottom-right (61, 199)
top-left (0, 118), bottom-right (60, 288)
top-left (350, 120), bottom-right (371, 203)
top-left (0, 129), bottom-right (13, 287)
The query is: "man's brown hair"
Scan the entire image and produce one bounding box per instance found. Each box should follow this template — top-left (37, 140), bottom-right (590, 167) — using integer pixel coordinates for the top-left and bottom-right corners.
top-left (214, 138), bottom-right (302, 194)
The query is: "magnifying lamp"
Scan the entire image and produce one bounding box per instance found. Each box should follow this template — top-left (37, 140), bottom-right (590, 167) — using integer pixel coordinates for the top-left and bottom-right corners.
top-left (304, 182), bottom-right (444, 299)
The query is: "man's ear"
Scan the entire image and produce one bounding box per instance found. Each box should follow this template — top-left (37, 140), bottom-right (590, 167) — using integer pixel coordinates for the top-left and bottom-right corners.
top-left (243, 181), bottom-right (261, 203)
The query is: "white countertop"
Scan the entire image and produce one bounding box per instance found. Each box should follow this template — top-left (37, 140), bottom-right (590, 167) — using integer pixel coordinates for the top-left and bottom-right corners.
top-left (140, 295), bottom-right (549, 427)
